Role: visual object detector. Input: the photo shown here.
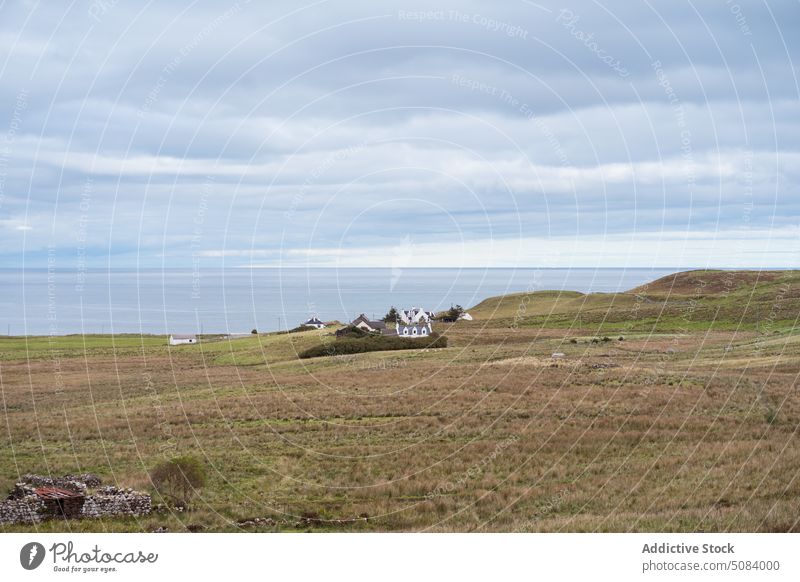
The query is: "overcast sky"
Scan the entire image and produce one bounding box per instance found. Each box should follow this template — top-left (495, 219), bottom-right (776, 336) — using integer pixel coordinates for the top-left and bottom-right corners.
top-left (0, 0), bottom-right (798, 269)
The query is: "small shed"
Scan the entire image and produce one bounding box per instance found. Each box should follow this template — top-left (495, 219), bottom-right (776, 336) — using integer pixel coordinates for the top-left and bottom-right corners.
top-left (169, 334), bottom-right (197, 346)
top-left (34, 487), bottom-right (85, 519)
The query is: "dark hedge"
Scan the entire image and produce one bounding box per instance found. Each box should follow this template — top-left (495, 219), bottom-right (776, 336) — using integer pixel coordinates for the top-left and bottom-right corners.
top-left (299, 332), bottom-right (447, 359)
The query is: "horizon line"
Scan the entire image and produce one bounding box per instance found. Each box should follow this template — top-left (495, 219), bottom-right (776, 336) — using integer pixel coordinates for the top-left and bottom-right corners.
top-left (1, 266), bottom-right (795, 271)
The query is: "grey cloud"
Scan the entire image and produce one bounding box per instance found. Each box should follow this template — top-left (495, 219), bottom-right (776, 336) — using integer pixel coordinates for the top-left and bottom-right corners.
top-left (0, 0), bottom-right (797, 267)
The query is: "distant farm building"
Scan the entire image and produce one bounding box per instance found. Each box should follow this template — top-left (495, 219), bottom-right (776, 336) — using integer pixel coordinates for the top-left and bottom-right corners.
top-left (351, 314), bottom-right (388, 334)
top-left (302, 317), bottom-right (326, 329)
top-left (169, 334), bottom-right (197, 345)
top-left (347, 309), bottom-right (436, 338)
top-left (396, 307), bottom-right (433, 338)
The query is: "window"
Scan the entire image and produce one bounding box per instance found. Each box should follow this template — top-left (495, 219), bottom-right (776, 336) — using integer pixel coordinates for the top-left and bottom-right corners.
top-left (403, 328), bottom-right (409, 335)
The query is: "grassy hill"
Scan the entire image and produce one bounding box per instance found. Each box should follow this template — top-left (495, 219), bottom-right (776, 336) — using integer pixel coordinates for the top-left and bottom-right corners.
top-left (628, 269), bottom-right (798, 296)
top-left (467, 270), bottom-right (800, 333)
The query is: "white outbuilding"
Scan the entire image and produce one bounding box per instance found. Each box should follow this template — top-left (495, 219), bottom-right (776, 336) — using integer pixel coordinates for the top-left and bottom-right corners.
top-left (302, 317), bottom-right (326, 329)
top-left (169, 334), bottom-right (197, 346)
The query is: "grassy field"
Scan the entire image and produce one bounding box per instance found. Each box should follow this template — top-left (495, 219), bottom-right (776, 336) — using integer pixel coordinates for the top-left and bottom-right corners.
top-left (1, 269), bottom-right (799, 532)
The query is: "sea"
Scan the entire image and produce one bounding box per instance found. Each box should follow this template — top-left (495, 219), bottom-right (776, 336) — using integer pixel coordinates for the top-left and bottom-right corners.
top-left (0, 267), bottom-right (680, 336)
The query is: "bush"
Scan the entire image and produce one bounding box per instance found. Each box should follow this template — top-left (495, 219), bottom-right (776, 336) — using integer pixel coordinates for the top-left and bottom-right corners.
top-left (441, 304), bottom-right (464, 322)
top-left (765, 406), bottom-right (778, 425)
top-left (299, 332), bottom-right (447, 359)
top-left (150, 455), bottom-right (207, 507)
top-left (334, 325), bottom-right (370, 339)
top-left (569, 338), bottom-right (578, 344)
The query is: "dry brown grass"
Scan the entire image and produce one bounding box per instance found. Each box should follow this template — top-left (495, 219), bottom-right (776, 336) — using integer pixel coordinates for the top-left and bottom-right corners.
top-left (1, 272), bottom-right (799, 532)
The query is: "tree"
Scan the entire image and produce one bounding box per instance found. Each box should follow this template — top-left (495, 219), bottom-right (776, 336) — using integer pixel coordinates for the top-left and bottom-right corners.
top-left (445, 304), bottom-right (464, 321)
top-left (383, 306), bottom-right (398, 323)
top-left (150, 455), bottom-right (207, 507)
top-left (251, 328), bottom-right (258, 334)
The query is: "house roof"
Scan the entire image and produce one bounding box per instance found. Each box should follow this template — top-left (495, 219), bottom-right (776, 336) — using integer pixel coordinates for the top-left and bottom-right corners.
top-left (34, 486), bottom-right (83, 500)
top-left (352, 314), bottom-right (386, 329)
top-left (170, 334), bottom-right (197, 339)
top-left (304, 317), bottom-right (324, 324)
top-left (399, 307), bottom-right (433, 324)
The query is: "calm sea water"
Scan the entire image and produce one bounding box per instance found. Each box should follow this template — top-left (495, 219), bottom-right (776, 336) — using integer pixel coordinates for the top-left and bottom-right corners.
top-left (0, 268), bottom-right (678, 336)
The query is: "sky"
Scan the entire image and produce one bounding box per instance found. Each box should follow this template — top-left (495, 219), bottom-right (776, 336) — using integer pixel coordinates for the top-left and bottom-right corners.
top-left (0, 0), bottom-right (798, 269)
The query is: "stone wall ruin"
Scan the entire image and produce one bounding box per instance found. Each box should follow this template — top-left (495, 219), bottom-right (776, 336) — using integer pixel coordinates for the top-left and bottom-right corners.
top-left (0, 474), bottom-right (150, 525)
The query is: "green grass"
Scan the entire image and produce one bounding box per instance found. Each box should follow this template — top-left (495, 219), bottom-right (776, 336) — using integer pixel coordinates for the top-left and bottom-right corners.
top-left (0, 334), bottom-right (167, 360)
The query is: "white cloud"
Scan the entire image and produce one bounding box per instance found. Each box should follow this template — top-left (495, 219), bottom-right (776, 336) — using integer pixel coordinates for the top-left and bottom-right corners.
top-left (237, 226), bottom-right (800, 269)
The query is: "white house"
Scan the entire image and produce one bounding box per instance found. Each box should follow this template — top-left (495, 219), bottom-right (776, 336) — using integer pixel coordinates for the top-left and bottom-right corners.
top-left (302, 317), bottom-right (326, 329)
top-left (396, 307), bottom-right (433, 338)
top-left (169, 334), bottom-right (197, 346)
top-left (399, 307), bottom-right (434, 324)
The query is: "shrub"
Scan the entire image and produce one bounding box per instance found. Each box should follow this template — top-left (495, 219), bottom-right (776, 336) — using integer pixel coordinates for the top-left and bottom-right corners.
top-left (441, 304), bottom-right (464, 322)
top-left (765, 406), bottom-right (778, 425)
top-left (150, 455), bottom-right (207, 507)
top-left (299, 333), bottom-right (447, 359)
top-left (569, 338), bottom-right (578, 344)
top-left (334, 325), bottom-right (370, 339)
